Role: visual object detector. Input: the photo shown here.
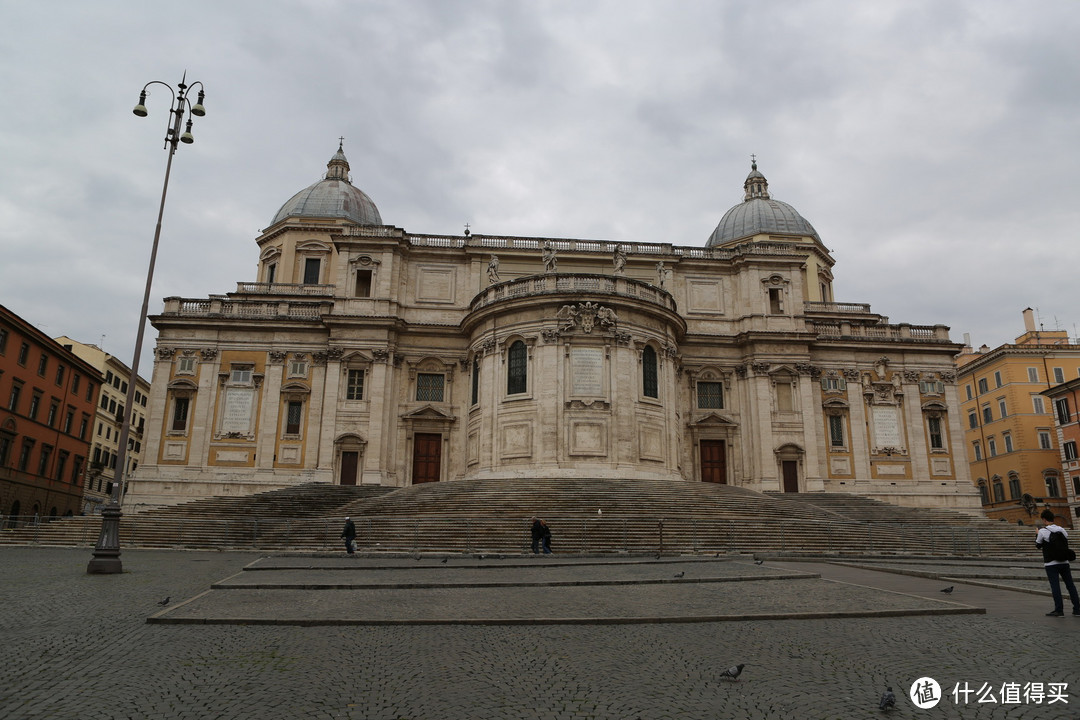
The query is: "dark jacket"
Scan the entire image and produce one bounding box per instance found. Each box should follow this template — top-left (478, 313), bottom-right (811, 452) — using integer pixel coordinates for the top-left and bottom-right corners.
top-left (342, 520), bottom-right (356, 540)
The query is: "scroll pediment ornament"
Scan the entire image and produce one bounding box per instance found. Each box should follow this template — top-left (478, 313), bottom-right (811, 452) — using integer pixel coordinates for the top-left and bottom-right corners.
top-left (372, 349), bottom-right (390, 363)
top-left (327, 347), bottom-right (344, 360)
top-left (614, 332), bottom-right (632, 346)
top-left (268, 350), bottom-right (288, 364)
top-left (200, 348), bottom-right (218, 360)
top-left (555, 302), bottom-right (618, 334)
top-left (842, 368), bottom-right (860, 382)
top-left (903, 370), bottom-right (921, 383)
top-left (750, 362), bottom-right (771, 375)
top-left (940, 370), bottom-right (956, 383)
top-left (795, 363), bottom-right (820, 378)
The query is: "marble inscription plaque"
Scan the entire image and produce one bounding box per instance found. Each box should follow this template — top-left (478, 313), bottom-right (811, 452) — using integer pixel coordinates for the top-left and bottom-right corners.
top-left (571, 347), bottom-right (604, 396)
top-left (871, 406), bottom-right (903, 447)
top-left (221, 388), bottom-right (255, 434)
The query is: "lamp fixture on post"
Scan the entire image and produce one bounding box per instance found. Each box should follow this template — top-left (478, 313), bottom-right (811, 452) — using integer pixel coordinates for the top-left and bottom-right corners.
top-left (87, 73), bottom-right (207, 574)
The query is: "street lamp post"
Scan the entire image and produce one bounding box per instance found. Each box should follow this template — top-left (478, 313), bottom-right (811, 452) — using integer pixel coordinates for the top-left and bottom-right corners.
top-left (87, 74), bottom-right (206, 574)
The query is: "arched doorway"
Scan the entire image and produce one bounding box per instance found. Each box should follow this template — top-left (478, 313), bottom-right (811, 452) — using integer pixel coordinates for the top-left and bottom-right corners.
top-left (334, 434), bottom-right (367, 486)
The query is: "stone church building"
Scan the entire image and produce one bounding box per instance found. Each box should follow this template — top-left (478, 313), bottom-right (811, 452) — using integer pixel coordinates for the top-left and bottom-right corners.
top-left (126, 144), bottom-right (980, 511)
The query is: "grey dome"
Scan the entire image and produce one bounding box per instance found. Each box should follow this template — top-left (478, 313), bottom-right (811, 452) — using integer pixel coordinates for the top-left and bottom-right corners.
top-left (270, 143), bottom-right (382, 226)
top-left (706, 162), bottom-right (818, 247)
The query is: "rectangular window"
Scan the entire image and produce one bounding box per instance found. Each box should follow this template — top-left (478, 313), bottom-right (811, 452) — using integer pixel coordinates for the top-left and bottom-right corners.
top-left (171, 397), bottom-right (189, 432)
top-left (993, 370), bottom-right (1002, 388)
top-left (303, 257), bottom-right (321, 284)
top-left (1054, 367), bottom-right (1065, 384)
top-left (55, 451), bottom-right (68, 481)
top-left (18, 440), bottom-right (34, 471)
top-left (1009, 475), bottom-right (1021, 499)
top-left (828, 415), bottom-right (845, 447)
top-left (285, 400), bottom-right (303, 435)
top-left (982, 405), bottom-right (992, 424)
top-left (768, 287), bottom-right (784, 314)
top-left (37, 444), bottom-right (52, 476)
top-left (416, 373), bottom-right (445, 403)
top-left (919, 380), bottom-right (944, 394)
top-left (29, 392), bottom-right (42, 420)
top-left (997, 399), bottom-right (1007, 419)
top-left (973, 442), bottom-right (982, 461)
top-left (1003, 433), bottom-right (1013, 453)
top-left (63, 410), bottom-right (73, 434)
top-left (927, 416), bottom-right (944, 450)
top-left (355, 269), bottom-right (372, 297)
top-left (18, 342), bottom-right (29, 365)
top-left (471, 358), bottom-right (480, 406)
top-left (71, 456), bottom-right (83, 486)
top-left (965, 385), bottom-right (972, 400)
top-left (697, 382), bottom-right (724, 409)
top-left (8, 383), bottom-right (21, 412)
top-left (346, 369), bottom-right (364, 401)
top-left (72, 373), bottom-right (80, 394)
top-left (977, 378), bottom-right (988, 394)
top-left (1028, 367), bottom-right (1039, 383)
top-left (821, 376), bottom-right (846, 392)
top-left (37, 353), bottom-right (48, 376)
top-left (968, 411), bottom-right (978, 429)
top-left (177, 356), bottom-right (196, 374)
top-left (1064, 441), bottom-right (1078, 461)
top-left (47, 400), bottom-right (58, 427)
top-left (0, 435), bottom-right (11, 466)
top-left (1055, 397), bottom-right (1070, 425)
top-left (230, 367), bottom-right (252, 384)
top-left (1032, 395), bottom-right (1045, 414)
top-left (988, 438), bottom-right (997, 457)
top-left (1039, 430), bottom-right (1053, 449)
top-left (79, 415), bottom-right (88, 440)
top-left (85, 382), bottom-right (94, 402)
top-left (55, 365), bottom-right (65, 386)
top-left (288, 360), bottom-right (308, 378)
top-left (1046, 475), bottom-right (1061, 497)
top-left (0, 328), bottom-right (6, 354)
top-left (266, 263), bottom-right (276, 285)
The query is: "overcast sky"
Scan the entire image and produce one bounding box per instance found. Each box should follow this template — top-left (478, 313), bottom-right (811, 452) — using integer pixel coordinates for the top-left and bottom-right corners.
top-left (2, 1), bottom-right (1078, 376)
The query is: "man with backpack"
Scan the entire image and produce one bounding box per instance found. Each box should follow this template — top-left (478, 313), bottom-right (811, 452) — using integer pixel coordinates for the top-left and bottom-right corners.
top-left (1036, 509), bottom-right (1079, 617)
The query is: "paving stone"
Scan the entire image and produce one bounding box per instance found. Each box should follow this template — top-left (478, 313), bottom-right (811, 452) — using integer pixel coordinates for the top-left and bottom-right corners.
top-left (1, 547), bottom-right (1077, 720)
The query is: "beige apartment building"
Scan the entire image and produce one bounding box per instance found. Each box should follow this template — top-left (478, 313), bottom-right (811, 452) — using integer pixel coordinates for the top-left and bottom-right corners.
top-left (54, 337), bottom-right (150, 513)
top-left (956, 310), bottom-right (1080, 527)
top-left (125, 145), bottom-right (979, 512)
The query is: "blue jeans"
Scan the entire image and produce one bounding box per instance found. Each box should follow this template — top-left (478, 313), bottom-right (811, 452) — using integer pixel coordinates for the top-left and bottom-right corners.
top-left (1044, 564), bottom-right (1080, 613)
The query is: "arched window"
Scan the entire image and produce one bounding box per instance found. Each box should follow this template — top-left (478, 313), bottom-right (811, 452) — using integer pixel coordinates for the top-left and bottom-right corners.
top-left (977, 480), bottom-right (989, 505)
top-left (992, 477), bottom-right (1005, 503)
top-left (642, 346), bottom-right (658, 398)
top-left (507, 341), bottom-right (527, 395)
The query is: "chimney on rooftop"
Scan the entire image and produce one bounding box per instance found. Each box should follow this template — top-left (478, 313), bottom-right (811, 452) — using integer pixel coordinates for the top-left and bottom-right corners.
top-left (1023, 307), bottom-right (1036, 333)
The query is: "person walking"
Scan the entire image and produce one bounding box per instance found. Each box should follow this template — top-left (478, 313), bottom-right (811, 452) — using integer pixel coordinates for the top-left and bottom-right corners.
top-left (341, 516), bottom-right (357, 555)
top-left (1036, 509), bottom-right (1079, 616)
top-left (540, 518), bottom-right (552, 554)
top-left (530, 517), bottom-right (543, 555)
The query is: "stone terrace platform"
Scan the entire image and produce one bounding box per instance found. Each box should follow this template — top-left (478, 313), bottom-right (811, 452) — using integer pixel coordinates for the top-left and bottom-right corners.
top-left (3, 547), bottom-right (1078, 720)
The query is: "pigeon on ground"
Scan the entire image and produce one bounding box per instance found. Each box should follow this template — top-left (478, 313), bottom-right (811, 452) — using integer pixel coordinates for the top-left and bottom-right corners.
top-left (879, 687), bottom-right (896, 711)
top-left (441, 557), bottom-right (448, 564)
top-left (674, 571), bottom-right (685, 578)
top-left (940, 586), bottom-right (954, 594)
top-left (655, 553), bottom-right (662, 560)
top-left (156, 597), bottom-right (170, 606)
top-left (719, 664), bottom-right (745, 681)
top-left (754, 559), bottom-right (765, 566)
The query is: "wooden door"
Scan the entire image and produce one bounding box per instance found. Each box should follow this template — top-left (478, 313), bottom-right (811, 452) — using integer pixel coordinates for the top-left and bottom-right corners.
top-left (782, 460), bottom-right (799, 493)
top-left (339, 451), bottom-right (358, 486)
top-left (700, 440), bottom-right (726, 484)
top-left (412, 433), bottom-right (442, 484)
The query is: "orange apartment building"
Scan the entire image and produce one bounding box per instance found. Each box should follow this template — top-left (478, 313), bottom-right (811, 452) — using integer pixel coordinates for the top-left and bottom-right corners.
top-left (956, 309), bottom-right (1080, 528)
top-left (1041, 376), bottom-right (1080, 526)
top-left (0, 304), bottom-right (102, 521)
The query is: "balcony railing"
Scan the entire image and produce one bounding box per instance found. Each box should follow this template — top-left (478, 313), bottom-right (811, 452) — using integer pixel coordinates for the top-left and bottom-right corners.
top-left (809, 320), bottom-right (951, 342)
top-left (160, 297), bottom-right (329, 320)
top-left (235, 282), bottom-right (335, 296)
top-left (471, 273), bottom-right (677, 313)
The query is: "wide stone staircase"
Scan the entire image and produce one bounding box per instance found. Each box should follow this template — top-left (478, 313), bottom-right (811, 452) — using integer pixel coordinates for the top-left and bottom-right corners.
top-left (0, 479), bottom-right (1035, 557)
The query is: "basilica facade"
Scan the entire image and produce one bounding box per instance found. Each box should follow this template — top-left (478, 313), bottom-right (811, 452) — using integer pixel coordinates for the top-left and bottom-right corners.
top-left (126, 145), bottom-right (980, 511)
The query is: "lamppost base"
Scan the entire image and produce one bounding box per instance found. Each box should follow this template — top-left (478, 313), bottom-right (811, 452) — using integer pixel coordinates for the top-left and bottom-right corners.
top-left (86, 503), bottom-right (123, 574)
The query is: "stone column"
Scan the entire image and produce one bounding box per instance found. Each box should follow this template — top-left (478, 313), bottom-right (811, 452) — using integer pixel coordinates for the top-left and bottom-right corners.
top-left (256, 355), bottom-right (283, 469)
top-left (360, 352), bottom-right (390, 484)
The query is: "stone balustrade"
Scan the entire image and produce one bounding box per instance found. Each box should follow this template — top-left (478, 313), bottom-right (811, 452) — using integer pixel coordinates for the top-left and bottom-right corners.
top-left (470, 273), bottom-right (677, 312)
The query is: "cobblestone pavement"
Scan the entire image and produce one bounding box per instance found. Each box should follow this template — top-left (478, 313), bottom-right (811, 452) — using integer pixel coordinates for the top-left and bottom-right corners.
top-left (2, 547), bottom-right (1078, 720)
